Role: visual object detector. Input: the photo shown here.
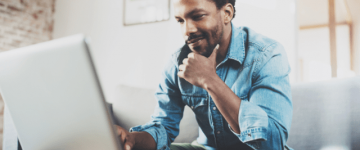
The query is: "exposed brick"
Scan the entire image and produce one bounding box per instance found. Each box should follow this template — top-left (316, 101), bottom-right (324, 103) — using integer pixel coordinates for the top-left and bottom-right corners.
top-left (32, 13), bottom-right (37, 19)
top-left (11, 39), bottom-right (21, 44)
top-left (0, 9), bottom-right (10, 15)
top-left (51, 0), bottom-right (55, 13)
top-left (8, 43), bottom-right (19, 48)
top-left (4, 30), bottom-right (17, 35)
top-left (18, 33), bottom-right (31, 39)
top-left (47, 23), bottom-right (53, 32)
top-left (7, 5), bottom-right (23, 12)
top-left (8, 43), bottom-right (20, 48)
top-left (13, 25), bottom-right (25, 31)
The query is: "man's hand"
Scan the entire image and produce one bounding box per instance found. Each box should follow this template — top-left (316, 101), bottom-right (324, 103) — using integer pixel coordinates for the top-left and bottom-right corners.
top-left (178, 44), bottom-right (220, 89)
top-left (116, 125), bottom-right (135, 150)
top-left (115, 125), bottom-right (157, 150)
top-left (178, 44), bottom-right (242, 134)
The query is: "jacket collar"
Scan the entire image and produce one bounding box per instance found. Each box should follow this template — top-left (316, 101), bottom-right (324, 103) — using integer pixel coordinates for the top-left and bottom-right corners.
top-left (226, 23), bottom-right (246, 65)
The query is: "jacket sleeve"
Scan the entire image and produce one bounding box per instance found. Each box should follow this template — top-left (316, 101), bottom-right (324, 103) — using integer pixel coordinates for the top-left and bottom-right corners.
top-left (228, 42), bottom-right (293, 150)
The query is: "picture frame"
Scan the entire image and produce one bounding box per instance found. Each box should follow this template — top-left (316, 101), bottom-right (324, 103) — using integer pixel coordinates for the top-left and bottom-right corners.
top-left (123, 0), bottom-right (170, 26)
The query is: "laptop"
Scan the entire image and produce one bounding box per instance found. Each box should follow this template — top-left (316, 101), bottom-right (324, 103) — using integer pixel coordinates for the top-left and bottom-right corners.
top-left (0, 35), bottom-right (122, 150)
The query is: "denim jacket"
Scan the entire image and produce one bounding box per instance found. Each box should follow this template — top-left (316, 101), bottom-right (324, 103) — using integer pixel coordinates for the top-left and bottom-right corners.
top-left (130, 25), bottom-right (293, 150)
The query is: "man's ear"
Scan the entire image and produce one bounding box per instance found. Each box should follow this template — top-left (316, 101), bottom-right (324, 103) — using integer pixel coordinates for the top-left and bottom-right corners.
top-left (223, 3), bottom-right (234, 24)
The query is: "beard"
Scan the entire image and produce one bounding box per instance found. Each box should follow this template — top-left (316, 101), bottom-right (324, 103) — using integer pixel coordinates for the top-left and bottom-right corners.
top-left (203, 25), bottom-right (224, 57)
top-left (186, 23), bottom-right (224, 57)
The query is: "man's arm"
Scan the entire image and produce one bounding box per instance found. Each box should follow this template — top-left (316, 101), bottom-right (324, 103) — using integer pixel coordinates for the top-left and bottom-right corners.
top-left (131, 132), bottom-right (156, 150)
top-left (178, 43), bottom-right (292, 149)
top-left (178, 44), bottom-right (241, 134)
top-left (116, 126), bottom-right (156, 150)
top-left (202, 75), bottom-right (241, 133)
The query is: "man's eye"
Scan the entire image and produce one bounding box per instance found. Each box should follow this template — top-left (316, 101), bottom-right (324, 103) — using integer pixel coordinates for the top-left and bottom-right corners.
top-left (193, 14), bottom-right (205, 20)
top-left (177, 19), bottom-right (184, 23)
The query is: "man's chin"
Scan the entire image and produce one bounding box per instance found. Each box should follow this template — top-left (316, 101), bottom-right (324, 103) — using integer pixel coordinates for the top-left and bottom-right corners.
top-left (188, 45), bottom-right (207, 56)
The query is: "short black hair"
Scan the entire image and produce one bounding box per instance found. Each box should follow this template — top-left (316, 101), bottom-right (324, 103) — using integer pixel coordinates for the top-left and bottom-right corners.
top-left (209, 0), bottom-right (236, 19)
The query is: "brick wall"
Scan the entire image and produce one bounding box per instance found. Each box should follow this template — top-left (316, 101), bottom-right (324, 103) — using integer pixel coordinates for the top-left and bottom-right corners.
top-left (0, 0), bottom-right (55, 148)
top-left (0, 0), bottom-right (55, 51)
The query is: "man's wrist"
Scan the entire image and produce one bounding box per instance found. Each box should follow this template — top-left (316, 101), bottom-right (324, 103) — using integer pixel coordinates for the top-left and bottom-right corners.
top-left (203, 73), bottom-right (222, 91)
top-left (131, 131), bottom-right (157, 150)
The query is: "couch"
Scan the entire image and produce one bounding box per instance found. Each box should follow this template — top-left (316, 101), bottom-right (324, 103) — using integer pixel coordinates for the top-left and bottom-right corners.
top-left (287, 76), bottom-right (360, 150)
top-left (3, 76), bottom-right (360, 150)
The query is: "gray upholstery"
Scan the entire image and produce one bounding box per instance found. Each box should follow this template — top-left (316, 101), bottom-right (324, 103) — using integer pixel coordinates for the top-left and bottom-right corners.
top-left (288, 76), bottom-right (360, 150)
top-left (3, 77), bottom-right (360, 149)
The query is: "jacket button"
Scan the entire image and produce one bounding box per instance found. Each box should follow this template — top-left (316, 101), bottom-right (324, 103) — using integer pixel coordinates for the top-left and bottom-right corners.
top-left (191, 106), bottom-right (194, 109)
top-left (217, 131), bottom-right (221, 134)
top-left (213, 107), bottom-right (216, 110)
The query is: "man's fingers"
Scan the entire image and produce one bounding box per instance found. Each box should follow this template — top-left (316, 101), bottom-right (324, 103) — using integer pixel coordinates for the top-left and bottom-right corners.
top-left (120, 131), bottom-right (127, 144)
top-left (187, 52), bottom-right (195, 58)
top-left (116, 125), bottom-right (124, 135)
top-left (124, 140), bottom-right (134, 150)
top-left (125, 144), bottom-right (132, 150)
top-left (118, 132), bottom-right (125, 148)
top-left (178, 64), bottom-right (189, 78)
top-left (115, 126), bottom-right (126, 141)
top-left (209, 44), bottom-right (220, 61)
top-left (177, 71), bottom-right (184, 78)
top-left (179, 64), bottom-right (185, 71)
top-left (182, 58), bottom-right (189, 65)
top-left (115, 125), bottom-right (134, 150)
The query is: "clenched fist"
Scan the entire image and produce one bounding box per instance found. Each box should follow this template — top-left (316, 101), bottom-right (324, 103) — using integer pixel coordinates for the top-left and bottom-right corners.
top-left (178, 44), bottom-right (220, 89)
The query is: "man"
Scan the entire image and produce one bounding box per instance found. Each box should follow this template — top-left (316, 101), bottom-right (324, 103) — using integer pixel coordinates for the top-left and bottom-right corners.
top-left (116, 0), bottom-right (293, 149)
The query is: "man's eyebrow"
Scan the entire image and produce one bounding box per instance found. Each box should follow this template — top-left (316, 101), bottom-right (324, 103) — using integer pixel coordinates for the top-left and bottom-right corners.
top-left (186, 8), bottom-right (206, 17)
top-left (175, 8), bottom-right (207, 19)
top-left (186, 8), bottom-right (205, 16)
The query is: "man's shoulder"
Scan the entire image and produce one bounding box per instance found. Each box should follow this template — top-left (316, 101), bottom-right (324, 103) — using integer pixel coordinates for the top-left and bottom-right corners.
top-left (240, 26), bottom-right (281, 53)
top-left (236, 26), bottom-right (286, 62)
top-left (238, 26), bottom-right (289, 74)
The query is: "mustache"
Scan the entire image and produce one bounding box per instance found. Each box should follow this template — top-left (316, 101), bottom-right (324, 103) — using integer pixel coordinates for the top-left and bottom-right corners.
top-left (186, 34), bottom-right (205, 44)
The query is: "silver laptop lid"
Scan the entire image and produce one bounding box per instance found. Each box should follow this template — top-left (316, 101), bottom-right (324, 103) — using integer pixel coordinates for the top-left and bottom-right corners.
top-left (0, 34), bottom-right (121, 150)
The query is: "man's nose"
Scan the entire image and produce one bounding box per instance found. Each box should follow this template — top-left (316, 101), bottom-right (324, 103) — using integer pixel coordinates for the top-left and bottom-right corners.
top-left (184, 20), bottom-right (197, 37)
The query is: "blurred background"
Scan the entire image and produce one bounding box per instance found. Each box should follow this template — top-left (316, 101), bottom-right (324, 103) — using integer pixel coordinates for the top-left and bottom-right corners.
top-left (0, 0), bottom-right (359, 149)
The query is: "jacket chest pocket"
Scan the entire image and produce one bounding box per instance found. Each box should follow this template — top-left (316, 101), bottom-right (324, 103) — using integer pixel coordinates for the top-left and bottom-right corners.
top-left (182, 96), bottom-right (208, 121)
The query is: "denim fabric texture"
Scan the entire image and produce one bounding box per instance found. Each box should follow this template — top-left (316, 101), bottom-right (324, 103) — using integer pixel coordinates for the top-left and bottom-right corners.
top-left (130, 25), bottom-right (293, 150)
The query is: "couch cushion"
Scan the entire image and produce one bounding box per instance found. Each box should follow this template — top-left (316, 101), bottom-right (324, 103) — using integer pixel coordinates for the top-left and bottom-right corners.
top-left (288, 76), bottom-right (360, 150)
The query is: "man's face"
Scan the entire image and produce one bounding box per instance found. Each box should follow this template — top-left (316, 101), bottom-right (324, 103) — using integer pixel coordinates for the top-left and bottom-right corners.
top-left (174, 0), bottom-right (224, 57)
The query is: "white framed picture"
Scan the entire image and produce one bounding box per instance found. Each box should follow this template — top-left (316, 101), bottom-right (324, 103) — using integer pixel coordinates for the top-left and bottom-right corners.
top-left (123, 0), bottom-right (170, 26)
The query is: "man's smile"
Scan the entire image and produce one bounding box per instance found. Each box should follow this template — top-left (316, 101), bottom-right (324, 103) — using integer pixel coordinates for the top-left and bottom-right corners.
top-left (187, 36), bottom-right (205, 48)
top-left (187, 36), bottom-right (204, 44)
